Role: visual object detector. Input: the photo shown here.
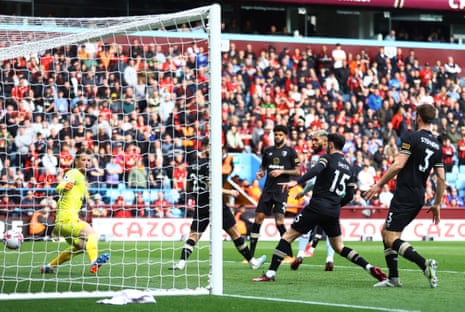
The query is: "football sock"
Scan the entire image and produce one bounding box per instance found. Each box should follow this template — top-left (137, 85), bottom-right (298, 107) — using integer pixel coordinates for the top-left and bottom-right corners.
top-left (86, 233), bottom-right (98, 263)
top-left (383, 241), bottom-right (399, 279)
top-left (269, 239), bottom-right (292, 271)
top-left (249, 223), bottom-right (261, 257)
top-left (297, 233), bottom-right (309, 257)
top-left (392, 239), bottom-right (426, 271)
top-left (276, 224), bottom-right (286, 237)
top-left (180, 239), bottom-right (196, 261)
top-left (233, 236), bottom-right (252, 261)
top-left (50, 246), bottom-right (78, 267)
top-left (340, 246), bottom-right (369, 268)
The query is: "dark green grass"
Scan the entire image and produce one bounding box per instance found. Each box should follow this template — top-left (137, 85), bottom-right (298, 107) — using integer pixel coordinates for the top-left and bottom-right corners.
top-left (1, 240), bottom-right (465, 312)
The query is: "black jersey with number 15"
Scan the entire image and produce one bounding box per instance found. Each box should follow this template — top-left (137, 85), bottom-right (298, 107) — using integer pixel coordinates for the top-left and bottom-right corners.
top-left (308, 152), bottom-right (355, 217)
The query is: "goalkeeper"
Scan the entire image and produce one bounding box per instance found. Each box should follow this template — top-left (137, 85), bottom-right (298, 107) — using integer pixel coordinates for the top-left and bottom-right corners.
top-left (41, 148), bottom-right (109, 274)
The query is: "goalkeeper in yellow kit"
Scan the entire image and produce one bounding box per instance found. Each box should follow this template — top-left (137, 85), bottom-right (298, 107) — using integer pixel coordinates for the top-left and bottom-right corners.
top-left (41, 148), bottom-right (109, 274)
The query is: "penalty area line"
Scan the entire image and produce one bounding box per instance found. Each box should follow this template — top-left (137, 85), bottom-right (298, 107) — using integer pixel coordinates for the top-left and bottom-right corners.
top-left (223, 293), bottom-right (421, 312)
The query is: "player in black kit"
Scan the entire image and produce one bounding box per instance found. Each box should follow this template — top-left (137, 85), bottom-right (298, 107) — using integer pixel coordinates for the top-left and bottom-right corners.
top-left (253, 133), bottom-right (387, 283)
top-left (365, 103), bottom-right (445, 288)
top-left (169, 138), bottom-right (266, 271)
top-left (249, 125), bottom-right (300, 258)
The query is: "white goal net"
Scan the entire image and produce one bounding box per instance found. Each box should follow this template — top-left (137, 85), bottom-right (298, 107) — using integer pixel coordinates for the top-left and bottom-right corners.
top-left (0, 4), bottom-right (223, 299)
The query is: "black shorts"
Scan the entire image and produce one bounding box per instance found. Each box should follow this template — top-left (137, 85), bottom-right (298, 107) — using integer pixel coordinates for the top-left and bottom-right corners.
top-left (385, 198), bottom-right (422, 232)
top-left (189, 204), bottom-right (237, 233)
top-left (256, 190), bottom-right (288, 216)
top-left (291, 207), bottom-right (341, 238)
top-left (190, 205), bottom-right (209, 233)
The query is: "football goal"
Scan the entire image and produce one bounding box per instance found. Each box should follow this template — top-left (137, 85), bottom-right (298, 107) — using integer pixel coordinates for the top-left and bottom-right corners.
top-left (0, 4), bottom-right (223, 299)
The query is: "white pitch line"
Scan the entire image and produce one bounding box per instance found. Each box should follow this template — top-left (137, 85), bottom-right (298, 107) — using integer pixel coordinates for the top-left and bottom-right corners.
top-left (224, 293), bottom-right (421, 312)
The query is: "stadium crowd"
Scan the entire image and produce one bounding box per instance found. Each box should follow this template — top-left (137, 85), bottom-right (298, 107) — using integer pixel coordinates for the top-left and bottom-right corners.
top-left (1, 34), bottom-right (465, 219)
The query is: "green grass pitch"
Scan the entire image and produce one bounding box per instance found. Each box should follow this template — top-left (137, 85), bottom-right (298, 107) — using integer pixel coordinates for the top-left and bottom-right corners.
top-left (1, 240), bottom-right (464, 312)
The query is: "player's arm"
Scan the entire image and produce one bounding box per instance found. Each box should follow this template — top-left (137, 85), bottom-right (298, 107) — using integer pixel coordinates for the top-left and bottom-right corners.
top-left (223, 188), bottom-right (239, 197)
top-left (281, 159), bottom-right (326, 191)
top-left (297, 159), bottom-right (326, 185)
top-left (428, 165), bottom-right (446, 224)
top-left (55, 171), bottom-right (76, 194)
top-left (301, 178), bottom-right (316, 195)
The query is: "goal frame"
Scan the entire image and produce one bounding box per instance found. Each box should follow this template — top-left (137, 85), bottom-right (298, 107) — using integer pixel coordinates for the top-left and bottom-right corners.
top-left (0, 4), bottom-right (223, 299)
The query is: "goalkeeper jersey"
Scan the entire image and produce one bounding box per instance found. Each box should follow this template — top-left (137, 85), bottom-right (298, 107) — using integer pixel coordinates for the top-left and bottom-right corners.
top-left (55, 169), bottom-right (89, 223)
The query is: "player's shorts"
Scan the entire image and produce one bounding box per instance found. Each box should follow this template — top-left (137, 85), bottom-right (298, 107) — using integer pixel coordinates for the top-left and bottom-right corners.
top-left (190, 203), bottom-right (237, 233)
top-left (190, 205), bottom-right (210, 233)
top-left (222, 204), bottom-right (236, 230)
top-left (291, 208), bottom-right (341, 238)
top-left (385, 198), bottom-right (422, 232)
top-left (53, 218), bottom-right (89, 246)
top-left (256, 191), bottom-right (288, 216)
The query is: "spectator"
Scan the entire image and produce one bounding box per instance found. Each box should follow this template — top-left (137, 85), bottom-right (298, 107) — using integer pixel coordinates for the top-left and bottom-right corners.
top-left (457, 126), bottom-right (465, 166)
top-left (358, 164), bottom-right (376, 193)
top-left (225, 125), bottom-right (244, 153)
top-left (20, 189), bottom-right (39, 215)
top-left (90, 193), bottom-right (108, 217)
top-left (105, 155), bottom-right (123, 188)
top-left (29, 208), bottom-right (53, 240)
top-left (441, 137), bottom-right (456, 173)
top-left (447, 187), bottom-right (464, 207)
top-left (127, 158), bottom-right (147, 189)
top-left (378, 184), bottom-right (394, 208)
top-left (112, 195), bottom-right (131, 218)
top-left (444, 56), bottom-right (461, 82)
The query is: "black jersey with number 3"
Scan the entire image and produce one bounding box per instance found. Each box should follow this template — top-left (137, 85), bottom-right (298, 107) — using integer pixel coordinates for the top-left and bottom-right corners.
top-left (393, 129), bottom-right (443, 207)
top-left (307, 152), bottom-right (355, 218)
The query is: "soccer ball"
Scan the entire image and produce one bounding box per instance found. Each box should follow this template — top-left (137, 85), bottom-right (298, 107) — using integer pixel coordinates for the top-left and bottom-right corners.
top-left (3, 229), bottom-right (24, 250)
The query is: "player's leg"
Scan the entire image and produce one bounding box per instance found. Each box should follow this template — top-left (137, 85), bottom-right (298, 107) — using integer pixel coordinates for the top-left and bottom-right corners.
top-left (386, 231), bottom-right (437, 288)
top-left (254, 211), bottom-right (314, 281)
top-left (225, 225), bottom-right (266, 270)
top-left (374, 225), bottom-right (402, 287)
top-left (224, 204), bottom-right (266, 269)
top-left (324, 236), bottom-right (335, 271)
top-left (252, 227), bottom-right (300, 282)
top-left (78, 222), bottom-right (110, 274)
top-left (249, 210), bottom-right (265, 258)
top-left (382, 207), bottom-right (437, 288)
top-left (41, 223), bottom-right (81, 273)
top-left (296, 231), bottom-right (311, 258)
top-left (306, 225), bottom-right (323, 256)
top-left (326, 219), bottom-right (386, 282)
top-left (275, 201), bottom-right (293, 263)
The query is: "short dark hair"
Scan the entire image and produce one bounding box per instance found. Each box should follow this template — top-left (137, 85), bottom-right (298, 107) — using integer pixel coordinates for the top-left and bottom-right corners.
top-left (416, 103), bottom-right (436, 124)
top-left (328, 133), bottom-right (345, 150)
top-left (273, 125), bottom-right (289, 135)
top-left (201, 137), bottom-right (209, 147)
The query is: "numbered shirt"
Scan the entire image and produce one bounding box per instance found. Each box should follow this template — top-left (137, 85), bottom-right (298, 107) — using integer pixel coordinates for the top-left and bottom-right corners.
top-left (187, 156), bottom-right (210, 206)
top-left (395, 129), bottom-right (443, 202)
top-left (308, 153), bottom-right (355, 217)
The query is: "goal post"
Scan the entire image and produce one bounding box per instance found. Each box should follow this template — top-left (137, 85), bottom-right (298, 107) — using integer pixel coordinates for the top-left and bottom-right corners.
top-left (0, 4), bottom-right (223, 299)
